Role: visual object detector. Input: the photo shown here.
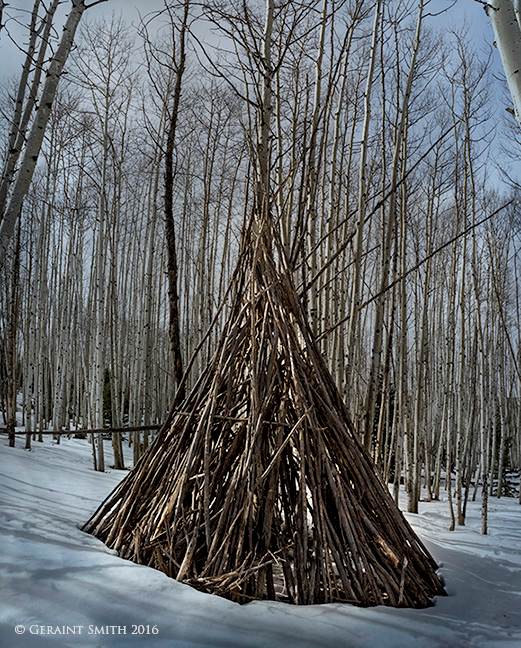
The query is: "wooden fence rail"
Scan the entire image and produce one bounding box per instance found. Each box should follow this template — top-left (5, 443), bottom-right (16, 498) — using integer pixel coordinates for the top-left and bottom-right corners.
top-left (0, 424), bottom-right (162, 436)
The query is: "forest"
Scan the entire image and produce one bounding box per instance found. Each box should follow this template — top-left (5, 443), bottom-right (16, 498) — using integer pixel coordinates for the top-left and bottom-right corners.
top-left (1, 0), bottom-right (520, 541)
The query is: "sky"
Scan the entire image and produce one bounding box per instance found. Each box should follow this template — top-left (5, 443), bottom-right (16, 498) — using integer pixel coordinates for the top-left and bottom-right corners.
top-left (0, 0), bottom-right (501, 80)
top-left (0, 0), bottom-right (516, 184)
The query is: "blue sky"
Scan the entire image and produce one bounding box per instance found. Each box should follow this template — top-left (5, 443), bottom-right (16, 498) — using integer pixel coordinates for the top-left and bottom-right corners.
top-left (0, 0), bottom-right (516, 183)
top-left (0, 0), bottom-right (500, 78)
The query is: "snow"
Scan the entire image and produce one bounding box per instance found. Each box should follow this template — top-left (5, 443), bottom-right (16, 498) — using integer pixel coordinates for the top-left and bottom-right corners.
top-left (1, 437), bottom-right (520, 648)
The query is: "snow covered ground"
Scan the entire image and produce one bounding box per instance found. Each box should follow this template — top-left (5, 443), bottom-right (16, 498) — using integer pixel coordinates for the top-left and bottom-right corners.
top-left (1, 437), bottom-right (520, 648)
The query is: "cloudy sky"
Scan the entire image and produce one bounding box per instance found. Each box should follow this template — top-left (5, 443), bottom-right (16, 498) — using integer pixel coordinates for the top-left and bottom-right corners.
top-left (0, 0), bottom-right (513, 183)
top-left (0, 0), bottom-right (501, 79)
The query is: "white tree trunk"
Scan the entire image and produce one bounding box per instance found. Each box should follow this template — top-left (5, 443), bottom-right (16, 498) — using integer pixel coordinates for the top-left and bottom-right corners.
top-left (0, 0), bottom-right (87, 267)
top-left (345, 0), bottom-right (382, 386)
top-left (0, 0), bottom-right (60, 219)
top-left (487, 0), bottom-right (521, 123)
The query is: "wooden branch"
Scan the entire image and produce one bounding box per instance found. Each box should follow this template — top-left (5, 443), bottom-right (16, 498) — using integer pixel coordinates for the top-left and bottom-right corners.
top-left (0, 425), bottom-right (163, 436)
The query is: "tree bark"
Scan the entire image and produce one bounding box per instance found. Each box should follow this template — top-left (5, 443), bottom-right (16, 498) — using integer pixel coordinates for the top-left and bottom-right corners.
top-left (164, 0), bottom-right (189, 403)
top-left (6, 220), bottom-right (21, 447)
top-left (0, 0), bottom-right (89, 268)
top-left (486, 0), bottom-right (521, 124)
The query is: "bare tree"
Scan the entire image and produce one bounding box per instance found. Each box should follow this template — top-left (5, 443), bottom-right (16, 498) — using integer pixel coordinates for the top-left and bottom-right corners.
top-left (0, 0), bottom-right (108, 268)
top-left (161, 0), bottom-right (190, 403)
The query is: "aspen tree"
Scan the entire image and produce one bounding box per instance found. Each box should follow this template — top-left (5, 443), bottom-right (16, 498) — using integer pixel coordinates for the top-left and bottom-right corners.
top-left (484, 0), bottom-right (521, 124)
top-left (455, 137), bottom-right (470, 524)
top-left (324, 2), bottom-right (368, 389)
top-left (70, 15), bottom-right (134, 469)
top-left (4, 220), bottom-right (21, 446)
top-left (459, 33), bottom-right (490, 526)
top-left (514, 251), bottom-right (521, 505)
top-left (364, 0), bottom-right (426, 454)
top-left (303, 0), bottom-right (329, 335)
top-left (143, 148), bottom-right (164, 431)
top-left (481, 0), bottom-right (521, 505)
top-left (161, 0), bottom-right (189, 402)
top-left (409, 187), bottom-right (434, 512)
top-left (0, 0), bottom-right (59, 222)
top-left (39, 91), bottom-right (81, 436)
top-left (0, 0), bottom-right (107, 268)
top-left (487, 223), bottom-right (513, 497)
top-left (345, 0), bottom-right (382, 389)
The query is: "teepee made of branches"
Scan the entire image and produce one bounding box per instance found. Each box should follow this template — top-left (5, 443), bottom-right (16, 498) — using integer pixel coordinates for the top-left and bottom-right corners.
top-left (84, 0), bottom-right (445, 608)
top-left (84, 215), bottom-right (445, 607)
